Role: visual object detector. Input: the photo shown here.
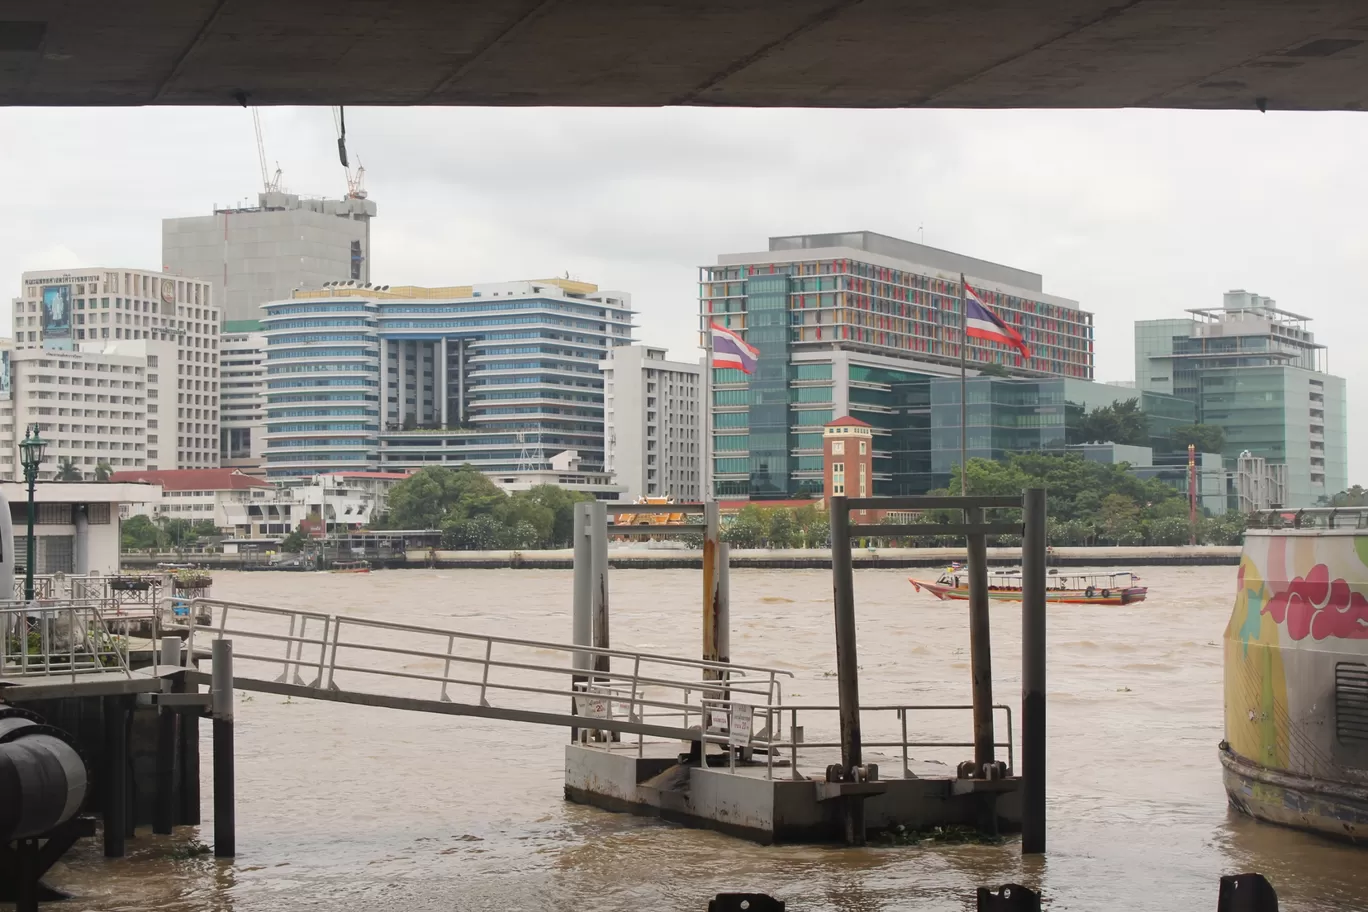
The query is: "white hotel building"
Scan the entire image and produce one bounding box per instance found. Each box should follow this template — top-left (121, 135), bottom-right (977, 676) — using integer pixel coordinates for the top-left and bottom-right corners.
top-left (12, 267), bottom-right (221, 470)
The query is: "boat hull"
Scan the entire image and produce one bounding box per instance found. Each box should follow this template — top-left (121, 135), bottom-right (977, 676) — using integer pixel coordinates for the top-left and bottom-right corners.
top-left (909, 578), bottom-right (1147, 605)
top-left (1221, 747), bottom-right (1368, 843)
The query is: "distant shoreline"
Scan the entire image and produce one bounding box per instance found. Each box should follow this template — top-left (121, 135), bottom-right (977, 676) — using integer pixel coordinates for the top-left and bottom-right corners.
top-left (122, 545), bottom-right (1241, 571)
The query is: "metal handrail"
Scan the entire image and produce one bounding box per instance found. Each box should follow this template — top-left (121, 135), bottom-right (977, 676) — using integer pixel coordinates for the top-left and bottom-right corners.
top-left (186, 598), bottom-right (791, 745)
top-left (0, 601), bottom-right (137, 681)
top-left (689, 700), bottom-right (1015, 781)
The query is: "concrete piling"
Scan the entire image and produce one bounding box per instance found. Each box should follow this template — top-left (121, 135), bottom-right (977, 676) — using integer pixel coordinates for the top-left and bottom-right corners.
top-left (211, 639), bottom-right (235, 858)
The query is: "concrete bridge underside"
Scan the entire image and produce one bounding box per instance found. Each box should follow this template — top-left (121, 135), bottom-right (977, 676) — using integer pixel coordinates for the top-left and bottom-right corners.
top-left (8, 1), bottom-right (1368, 110)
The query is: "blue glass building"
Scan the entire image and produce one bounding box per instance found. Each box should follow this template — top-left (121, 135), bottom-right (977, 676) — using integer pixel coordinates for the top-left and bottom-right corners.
top-left (261, 280), bottom-right (634, 479)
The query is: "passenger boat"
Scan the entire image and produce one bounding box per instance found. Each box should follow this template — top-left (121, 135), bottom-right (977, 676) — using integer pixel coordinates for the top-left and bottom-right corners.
top-left (330, 560), bottom-right (371, 574)
top-left (909, 568), bottom-right (1148, 605)
top-left (1221, 508), bottom-right (1368, 842)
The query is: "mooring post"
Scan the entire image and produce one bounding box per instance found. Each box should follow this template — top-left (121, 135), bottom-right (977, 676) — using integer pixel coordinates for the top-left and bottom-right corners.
top-left (1021, 487), bottom-right (1048, 855)
top-left (571, 501), bottom-right (592, 739)
top-left (102, 695), bottom-right (127, 858)
top-left (717, 541), bottom-right (731, 671)
top-left (211, 639), bottom-right (235, 858)
top-left (965, 506), bottom-right (995, 768)
top-left (590, 500), bottom-right (610, 678)
top-left (829, 494), bottom-right (865, 845)
top-left (703, 501), bottom-right (722, 673)
top-left (153, 636), bottom-right (181, 835)
top-left (176, 651), bottom-right (201, 827)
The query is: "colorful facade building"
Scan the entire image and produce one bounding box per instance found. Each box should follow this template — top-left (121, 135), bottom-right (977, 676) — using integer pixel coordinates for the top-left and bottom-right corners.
top-left (702, 232), bottom-right (1095, 500)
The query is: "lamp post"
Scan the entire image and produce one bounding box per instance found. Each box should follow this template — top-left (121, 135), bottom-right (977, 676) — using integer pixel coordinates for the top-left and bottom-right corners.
top-left (18, 423), bottom-right (48, 601)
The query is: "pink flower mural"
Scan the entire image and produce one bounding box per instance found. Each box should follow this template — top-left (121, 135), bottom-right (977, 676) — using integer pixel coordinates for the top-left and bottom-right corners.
top-left (1261, 563), bottom-right (1368, 641)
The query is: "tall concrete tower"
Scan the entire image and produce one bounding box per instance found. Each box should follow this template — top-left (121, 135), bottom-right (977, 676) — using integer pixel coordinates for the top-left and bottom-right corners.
top-left (162, 191), bottom-right (377, 326)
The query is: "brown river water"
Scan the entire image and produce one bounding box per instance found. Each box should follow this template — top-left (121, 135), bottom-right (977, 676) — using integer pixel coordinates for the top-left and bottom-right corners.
top-left (40, 567), bottom-right (1368, 911)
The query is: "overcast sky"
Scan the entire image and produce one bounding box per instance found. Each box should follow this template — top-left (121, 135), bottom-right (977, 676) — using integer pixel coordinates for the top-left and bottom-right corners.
top-left (1, 105), bottom-right (1362, 481)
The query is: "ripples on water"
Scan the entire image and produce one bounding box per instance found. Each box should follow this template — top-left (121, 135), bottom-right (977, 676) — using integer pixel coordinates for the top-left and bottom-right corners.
top-left (49, 567), bottom-right (1368, 911)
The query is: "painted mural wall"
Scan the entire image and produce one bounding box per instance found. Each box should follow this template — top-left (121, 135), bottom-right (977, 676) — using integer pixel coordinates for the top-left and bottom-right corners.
top-left (1225, 530), bottom-right (1368, 785)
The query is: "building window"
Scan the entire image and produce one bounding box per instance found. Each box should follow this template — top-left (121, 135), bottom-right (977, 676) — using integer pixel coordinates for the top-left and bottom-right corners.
top-left (832, 461), bottom-right (845, 496)
top-left (859, 440), bottom-right (867, 455)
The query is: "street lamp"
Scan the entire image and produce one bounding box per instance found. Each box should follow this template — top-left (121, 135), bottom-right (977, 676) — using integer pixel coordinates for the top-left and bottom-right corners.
top-left (18, 423), bottom-right (48, 601)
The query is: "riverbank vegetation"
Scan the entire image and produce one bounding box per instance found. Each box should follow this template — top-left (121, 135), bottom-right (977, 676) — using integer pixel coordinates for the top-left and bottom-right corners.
top-left (376, 465), bottom-right (597, 549)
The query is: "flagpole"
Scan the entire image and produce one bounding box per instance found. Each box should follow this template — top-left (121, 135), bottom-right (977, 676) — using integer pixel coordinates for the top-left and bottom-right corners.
top-left (960, 273), bottom-right (968, 497)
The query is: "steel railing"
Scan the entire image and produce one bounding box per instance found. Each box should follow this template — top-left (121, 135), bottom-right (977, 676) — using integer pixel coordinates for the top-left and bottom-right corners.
top-left (186, 598), bottom-right (793, 743)
top-left (0, 599), bottom-right (138, 680)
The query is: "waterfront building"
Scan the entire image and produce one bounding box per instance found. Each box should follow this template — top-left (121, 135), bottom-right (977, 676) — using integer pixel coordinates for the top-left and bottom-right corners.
top-left (2, 482), bottom-right (156, 575)
top-left (260, 279), bottom-right (634, 481)
top-left (701, 231), bottom-right (1094, 499)
top-left (488, 449), bottom-right (626, 500)
top-left (1, 346), bottom-right (148, 480)
top-left (1134, 290), bottom-right (1348, 507)
top-left (115, 468), bottom-right (408, 536)
top-left (12, 267), bottom-right (219, 470)
top-left (600, 344), bottom-right (702, 502)
top-left (163, 190), bottom-right (377, 326)
top-left (219, 322), bottom-right (268, 475)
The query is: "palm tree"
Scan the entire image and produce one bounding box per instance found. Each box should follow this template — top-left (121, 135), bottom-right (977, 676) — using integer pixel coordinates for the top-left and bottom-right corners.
top-left (55, 458), bottom-right (83, 482)
top-left (94, 460), bottom-right (112, 482)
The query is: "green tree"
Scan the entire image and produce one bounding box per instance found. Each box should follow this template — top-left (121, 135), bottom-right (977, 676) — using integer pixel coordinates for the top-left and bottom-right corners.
top-left (1073, 398), bottom-right (1149, 447)
top-left (280, 529), bottom-right (309, 553)
top-left (509, 485), bottom-right (593, 547)
top-left (55, 458), bottom-right (83, 481)
top-left (158, 517), bottom-right (196, 550)
top-left (496, 495), bottom-right (555, 548)
top-left (1328, 485), bottom-right (1368, 507)
top-left (767, 509), bottom-right (798, 548)
top-left (1200, 512), bottom-right (1247, 546)
top-left (442, 514), bottom-right (505, 550)
top-left (386, 465), bottom-right (506, 529)
top-left (1170, 423), bottom-right (1226, 455)
top-left (93, 460), bottom-right (113, 482)
top-left (191, 520), bottom-right (220, 538)
top-left (1100, 493), bottom-right (1143, 545)
top-left (1147, 515), bottom-right (1194, 546)
top-left (121, 514), bottom-right (165, 552)
top-left (976, 362), bottom-right (1012, 378)
top-left (723, 505), bottom-right (768, 548)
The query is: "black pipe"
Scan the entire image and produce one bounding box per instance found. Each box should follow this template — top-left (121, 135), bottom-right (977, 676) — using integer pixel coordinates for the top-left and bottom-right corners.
top-left (0, 707), bottom-right (89, 843)
top-left (827, 495), bottom-right (865, 846)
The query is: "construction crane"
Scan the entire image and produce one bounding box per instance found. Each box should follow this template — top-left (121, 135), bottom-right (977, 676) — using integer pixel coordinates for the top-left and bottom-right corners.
top-left (251, 107), bottom-right (283, 193)
top-left (333, 105), bottom-right (368, 200)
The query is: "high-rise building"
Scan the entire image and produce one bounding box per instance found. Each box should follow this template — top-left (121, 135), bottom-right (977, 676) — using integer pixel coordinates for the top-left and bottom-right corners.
top-left (600, 345), bottom-right (702, 502)
top-left (1134, 290), bottom-right (1348, 507)
top-left (0, 344), bottom-right (148, 480)
top-left (12, 268), bottom-right (219, 469)
top-left (701, 231), bottom-right (1094, 499)
top-left (260, 279), bottom-right (633, 480)
top-left (219, 322), bottom-right (268, 475)
top-left (163, 191), bottom-right (377, 325)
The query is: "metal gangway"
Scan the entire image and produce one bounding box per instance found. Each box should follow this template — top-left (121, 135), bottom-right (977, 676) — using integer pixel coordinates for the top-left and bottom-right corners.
top-left (181, 598), bottom-right (792, 748)
top-left (2, 595), bottom-right (1013, 782)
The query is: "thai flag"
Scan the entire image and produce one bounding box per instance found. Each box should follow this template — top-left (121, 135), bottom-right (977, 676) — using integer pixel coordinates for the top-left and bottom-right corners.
top-left (963, 279), bottom-right (1031, 359)
top-left (710, 322), bottom-right (759, 374)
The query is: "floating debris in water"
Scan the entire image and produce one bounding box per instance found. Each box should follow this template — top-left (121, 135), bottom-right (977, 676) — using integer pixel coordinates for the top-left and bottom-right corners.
top-left (877, 824), bottom-right (1004, 846)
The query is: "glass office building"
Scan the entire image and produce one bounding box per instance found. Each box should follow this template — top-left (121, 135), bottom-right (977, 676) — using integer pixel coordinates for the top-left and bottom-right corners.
top-left (261, 279), bottom-right (633, 480)
top-left (1134, 290), bottom-right (1347, 506)
top-left (703, 232), bottom-right (1098, 500)
top-left (929, 377), bottom-right (1196, 479)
